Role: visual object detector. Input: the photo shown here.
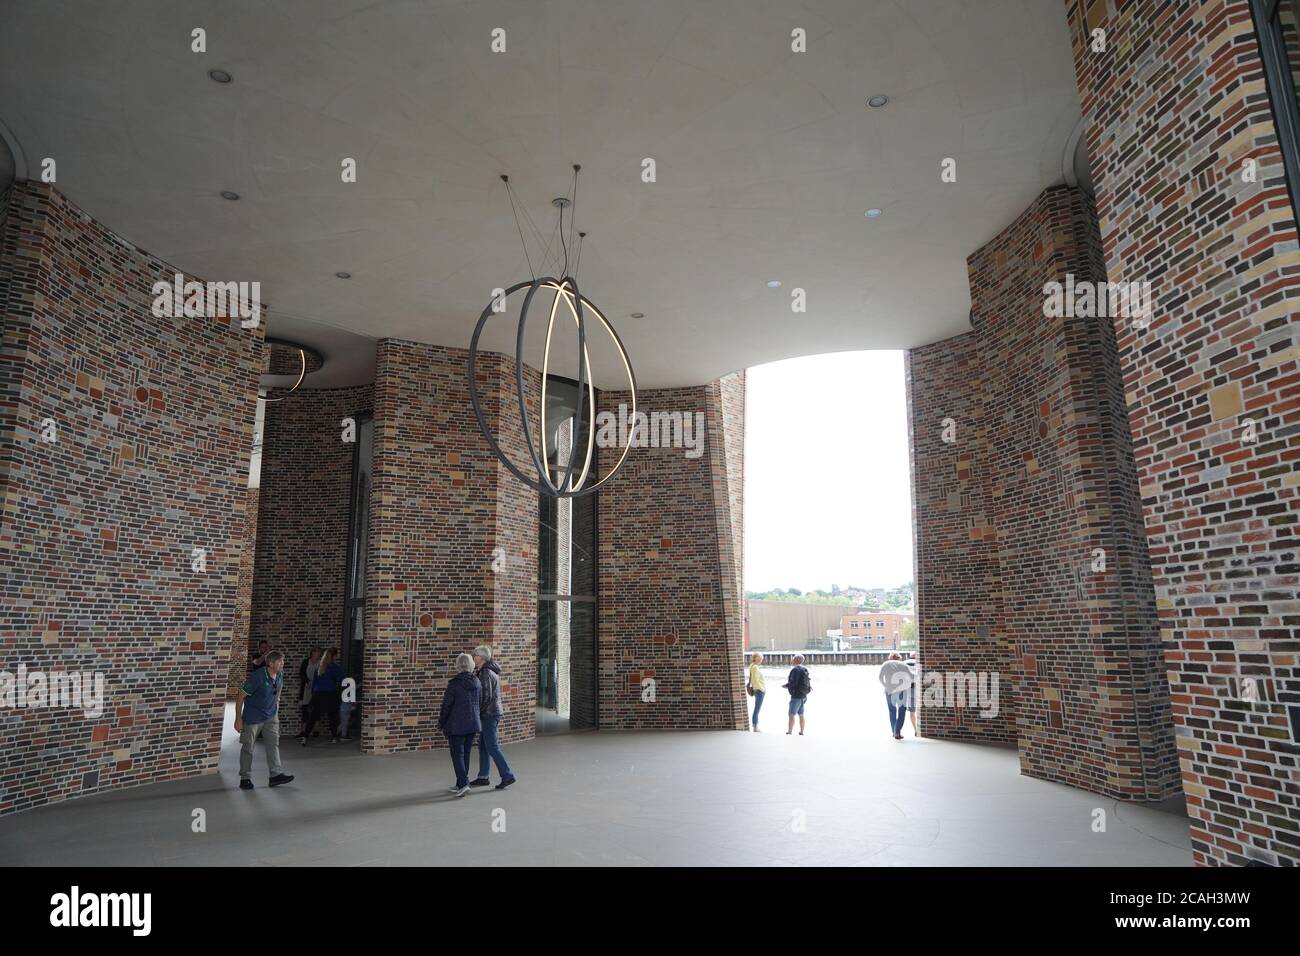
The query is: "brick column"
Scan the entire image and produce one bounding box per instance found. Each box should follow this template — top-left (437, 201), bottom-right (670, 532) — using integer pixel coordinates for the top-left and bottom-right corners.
top-left (596, 373), bottom-right (747, 730)
top-left (909, 185), bottom-right (1179, 801)
top-left (362, 341), bottom-right (537, 753)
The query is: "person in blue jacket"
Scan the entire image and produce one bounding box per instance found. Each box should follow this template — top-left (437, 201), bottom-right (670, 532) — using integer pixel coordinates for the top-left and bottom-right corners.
top-left (302, 647), bottom-right (343, 745)
top-left (439, 653), bottom-right (482, 796)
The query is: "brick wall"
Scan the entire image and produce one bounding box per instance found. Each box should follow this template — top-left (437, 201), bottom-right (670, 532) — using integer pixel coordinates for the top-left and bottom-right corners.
top-left (246, 384), bottom-right (372, 717)
top-left (596, 373), bottom-right (747, 730)
top-left (363, 340), bottom-right (538, 753)
top-left (0, 182), bottom-right (262, 815)
top-left (909, 185), bottom-right (1178, 800)
top-left (228, 484), bottom-right (259, 697)
top-left (908, 334), bottom-right (1015, 744)
top-left (1064, 0), bottom-right (1300, 864)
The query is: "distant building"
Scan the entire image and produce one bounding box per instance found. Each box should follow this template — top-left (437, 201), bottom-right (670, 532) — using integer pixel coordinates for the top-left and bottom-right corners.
top-left (745, 600), bottom-right (858, 651)
top-left (839, 611), bottom-right (915, 648)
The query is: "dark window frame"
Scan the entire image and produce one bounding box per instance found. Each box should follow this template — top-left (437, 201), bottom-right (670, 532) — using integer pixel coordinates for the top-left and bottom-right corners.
top-left (536, 371), bottom-right (600, 731)
top-left (1251, 0), bottom-right (1300, 225)
top-left (339, 407), bottom-right (374, 682)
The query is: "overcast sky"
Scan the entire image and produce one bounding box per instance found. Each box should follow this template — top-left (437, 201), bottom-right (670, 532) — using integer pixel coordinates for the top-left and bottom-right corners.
top-left (744, 351), bottom-right (914, 594)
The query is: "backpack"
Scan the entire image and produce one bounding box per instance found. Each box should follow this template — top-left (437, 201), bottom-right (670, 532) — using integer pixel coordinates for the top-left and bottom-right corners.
top-left (790, 666), bottom-right (811, 697)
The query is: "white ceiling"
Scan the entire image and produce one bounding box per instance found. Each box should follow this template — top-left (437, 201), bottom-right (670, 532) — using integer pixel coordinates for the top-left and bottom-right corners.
top-left (0, 0), bottom-right (1082, 388)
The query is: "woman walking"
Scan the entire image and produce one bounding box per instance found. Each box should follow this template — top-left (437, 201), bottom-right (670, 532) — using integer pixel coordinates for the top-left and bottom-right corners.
top-left (438, 653), bottom-right (482, 797)
top-left (747, 652), bottom-right (766, 731)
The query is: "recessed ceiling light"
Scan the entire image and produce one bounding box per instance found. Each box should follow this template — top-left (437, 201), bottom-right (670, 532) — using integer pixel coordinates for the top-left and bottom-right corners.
top-left (208, 69), bottom-right (233, 84)
top-left (335, 272), bottom-right (352, 279)
top-left (630, 312), bottom-right (644, 318)
top-left (220, 190), bottom-right (240, 201)
top-left (766, 280), bottom-right (781, 288)
top-left (867, 95), bottom-right (889, 108)
top-left (865, 208), bottom-right (882, 218)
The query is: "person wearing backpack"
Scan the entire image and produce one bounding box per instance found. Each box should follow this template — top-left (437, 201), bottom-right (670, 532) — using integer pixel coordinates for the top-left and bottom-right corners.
top-left (783, 654), bottom-right (811, 735)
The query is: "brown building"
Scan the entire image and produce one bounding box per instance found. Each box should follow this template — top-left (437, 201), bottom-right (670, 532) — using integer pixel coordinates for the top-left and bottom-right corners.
top-left (839, 611), bottom-right (914, 648)
top-left (745, 600), bottom-right (857, 651)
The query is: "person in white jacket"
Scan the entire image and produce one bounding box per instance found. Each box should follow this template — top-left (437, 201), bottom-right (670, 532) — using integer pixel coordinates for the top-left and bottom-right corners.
top-left (879, 653), bottom-right (913, 740)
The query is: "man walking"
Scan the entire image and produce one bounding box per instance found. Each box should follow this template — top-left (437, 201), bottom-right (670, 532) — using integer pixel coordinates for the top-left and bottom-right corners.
top-left (469, 645), bottom-right (516, 790)
top-left (235, 650), bottom-right (295, 790)
top-left (783, 654), bottom-right (811, 736)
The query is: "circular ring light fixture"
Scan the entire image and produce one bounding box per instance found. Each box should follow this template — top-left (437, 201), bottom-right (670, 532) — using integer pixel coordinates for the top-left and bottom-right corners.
top-left (468, 276), bottom-right (636, 498)
top-left (469, 167), bottom-right (637, 498)
top-left (260, 337), bottom-right (323, 403)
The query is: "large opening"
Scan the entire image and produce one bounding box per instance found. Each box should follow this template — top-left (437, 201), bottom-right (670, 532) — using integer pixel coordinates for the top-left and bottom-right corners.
top-left (744, 351), bottom-right (915, 735)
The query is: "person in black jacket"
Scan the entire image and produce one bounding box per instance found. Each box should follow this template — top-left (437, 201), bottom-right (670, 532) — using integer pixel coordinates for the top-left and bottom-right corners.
top-left (469, 644), bottom-right (516, 790)
top-left (783, 654), bottom-right (811, 736)
top-left (438, 653), bottom-right (482, 797)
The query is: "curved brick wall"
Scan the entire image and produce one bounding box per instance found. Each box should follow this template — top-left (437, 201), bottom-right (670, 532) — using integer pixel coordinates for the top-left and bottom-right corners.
top-left (910, 185), bottom-right (1179, 801)
top-left (243, 384), bottom-right (374, 711)
top-left (0, 183), bottom-right (263, 815)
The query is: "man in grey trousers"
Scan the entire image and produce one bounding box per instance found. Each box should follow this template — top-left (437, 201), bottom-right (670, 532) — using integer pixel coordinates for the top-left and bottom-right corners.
top-left (235, 650), bottom-right (295, 790)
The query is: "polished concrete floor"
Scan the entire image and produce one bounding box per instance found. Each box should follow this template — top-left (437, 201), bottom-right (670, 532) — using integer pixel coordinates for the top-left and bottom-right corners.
top-left (0, 700), bottom-right (1192, 866)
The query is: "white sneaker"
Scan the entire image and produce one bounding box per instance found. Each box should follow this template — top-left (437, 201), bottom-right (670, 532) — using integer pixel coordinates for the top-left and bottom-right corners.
top-left (455, 786), bottom-right (470, 798)
top-left (447, 785), bottom-right (461, 792)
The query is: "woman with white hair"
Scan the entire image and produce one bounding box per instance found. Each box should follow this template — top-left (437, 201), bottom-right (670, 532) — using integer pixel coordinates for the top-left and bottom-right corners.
top-left (437, 652), bottom-right (482, 797)
top-left (469, 644), bottom-right (516, 790)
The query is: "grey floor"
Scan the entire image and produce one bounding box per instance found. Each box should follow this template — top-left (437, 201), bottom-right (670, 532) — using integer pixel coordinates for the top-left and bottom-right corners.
top-left (0, 701), bottom-right (1192, 867)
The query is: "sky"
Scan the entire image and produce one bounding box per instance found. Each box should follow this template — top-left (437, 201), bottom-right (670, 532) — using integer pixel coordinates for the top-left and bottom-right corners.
top-left (744, 350), bottom-right (913, 594)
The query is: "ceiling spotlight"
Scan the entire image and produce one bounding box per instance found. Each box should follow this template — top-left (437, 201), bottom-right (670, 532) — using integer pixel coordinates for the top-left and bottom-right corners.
top-left (335, 272), bottom-right (352, 279)
top-left (865, 208), bottom-right (882, 218)
top-left (220, 190), bottom-right (240, 201)
top-left (630, 312), bottom-right (644, 318)
top-left (766, 280), bottom-right (781, 288)
top-left (867, 95), bottom-right (889, 108)
top-left (208, 69), bottom-right (233, 84)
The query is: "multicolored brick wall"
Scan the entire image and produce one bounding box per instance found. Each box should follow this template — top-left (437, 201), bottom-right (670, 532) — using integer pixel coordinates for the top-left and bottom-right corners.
top-left (0, 182), bottom-right (262, 816)
top-left (907, 333), bottom-right (1016, 745)
top-left (969, 185), bottom-right (1177, 800)
top-left (245, 384), bottom-right (372, 716)
top-left (1064, 0), bottom-right (1300, 864)
top-left (228, 484), bottom-right (259, 697)
top-left (910, 185), bottom-right (1178, 800)
top-left (363, 340), bottom-right (538, 753)
top-left (596, 373), bottom-right (747, 730)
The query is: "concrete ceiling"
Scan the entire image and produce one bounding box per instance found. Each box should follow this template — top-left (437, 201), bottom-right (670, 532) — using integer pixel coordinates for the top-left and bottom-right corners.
top-left (0, 0), bottom-right (1082, 388)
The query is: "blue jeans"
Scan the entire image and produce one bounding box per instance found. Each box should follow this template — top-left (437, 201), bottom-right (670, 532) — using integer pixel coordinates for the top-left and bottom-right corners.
top-left (751, 689), bottom-right (765, 727)
top-left (887, 692), bottom-right (907, 735)
top-left (477, 715), bottom-right (513, 780)
top-left (449, 734), bottom-right (475, 788)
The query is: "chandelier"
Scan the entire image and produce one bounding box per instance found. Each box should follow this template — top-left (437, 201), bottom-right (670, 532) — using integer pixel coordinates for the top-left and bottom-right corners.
top-left (468, 166), bottom-right (637, 498)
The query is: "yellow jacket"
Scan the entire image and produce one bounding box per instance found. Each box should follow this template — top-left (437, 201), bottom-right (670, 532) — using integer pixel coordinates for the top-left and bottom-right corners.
top-left (748, 662), bottom-right (766, 692)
